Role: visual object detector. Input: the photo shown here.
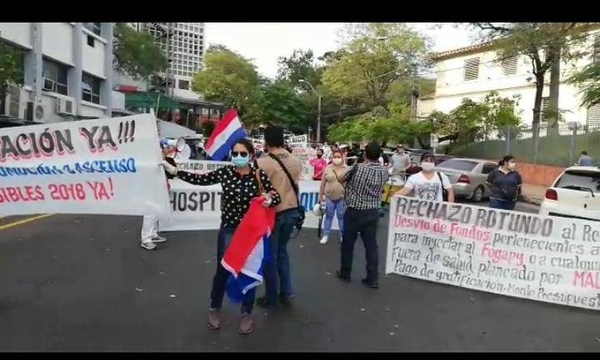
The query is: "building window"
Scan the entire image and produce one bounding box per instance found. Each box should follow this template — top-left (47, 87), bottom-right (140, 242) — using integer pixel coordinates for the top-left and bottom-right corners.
top-left (587, 104), bottom-right (600, 126)
top-left (84, 23), bottom-right (101, 37)
top-left (82, 72), bottom-right (101, 104)
top-left (463, 58), bottom-right (480, 81)
top-left (178, 80), bottom-right (190, 90)
top-left (42, 58), bottom-right (69, 95)
top-left (501, 56), bottom-right (518, 76)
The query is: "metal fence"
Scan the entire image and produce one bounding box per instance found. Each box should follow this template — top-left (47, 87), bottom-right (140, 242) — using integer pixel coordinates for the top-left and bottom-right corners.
top-left (449, 123), bottom-right (600, 167)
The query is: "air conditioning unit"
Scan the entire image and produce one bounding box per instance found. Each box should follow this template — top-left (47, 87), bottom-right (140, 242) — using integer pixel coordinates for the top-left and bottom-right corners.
top-left (55, 96), bottom-right (75, 116)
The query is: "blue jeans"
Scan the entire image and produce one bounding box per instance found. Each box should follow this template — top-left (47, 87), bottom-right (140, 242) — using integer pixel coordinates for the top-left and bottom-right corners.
top-left (324, 197), bottom-right (345, 236)
top-left (210, 225), bottom-right (255, 314)
top-left (489, 198), bottom-right (517, 211)
top-left (263, 208), bottom-right (300, 304)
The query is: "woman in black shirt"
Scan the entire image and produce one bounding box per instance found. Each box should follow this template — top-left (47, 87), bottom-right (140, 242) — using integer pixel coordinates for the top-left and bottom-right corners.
top-left (487, 155), bottom-right (522, 210)
top-left (163, 138), bottom-right (281, 335)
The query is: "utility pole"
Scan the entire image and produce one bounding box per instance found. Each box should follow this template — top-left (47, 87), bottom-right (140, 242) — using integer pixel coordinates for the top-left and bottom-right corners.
top-left (316, 94), bottom-right (322, 143)
top-left (299, 79), bottom-right (322, 143)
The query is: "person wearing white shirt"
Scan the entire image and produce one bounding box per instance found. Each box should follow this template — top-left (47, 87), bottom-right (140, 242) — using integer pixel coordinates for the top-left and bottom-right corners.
top-left (395, 152), bottom-right (455, 203)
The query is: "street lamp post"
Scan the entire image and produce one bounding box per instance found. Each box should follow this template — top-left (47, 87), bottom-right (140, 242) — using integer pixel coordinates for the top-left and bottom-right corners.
top-left (299, 79), bottom-right (322, 143)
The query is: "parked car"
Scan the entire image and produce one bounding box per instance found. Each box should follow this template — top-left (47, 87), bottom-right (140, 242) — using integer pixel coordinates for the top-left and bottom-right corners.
top-left (436, 158), bottom-right (498, 202)
top-left (434, 154), bottom-right (454, 165)
top-left (539, 166), bottom-right (600, 221)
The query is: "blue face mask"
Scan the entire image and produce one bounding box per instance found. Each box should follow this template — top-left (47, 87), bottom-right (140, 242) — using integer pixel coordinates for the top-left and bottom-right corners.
top-left (232, 155), bottom-right (250, 168)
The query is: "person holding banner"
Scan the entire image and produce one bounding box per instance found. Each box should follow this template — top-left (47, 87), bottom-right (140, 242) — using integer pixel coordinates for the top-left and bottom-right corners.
top-left (162, 138), bottom-right (281, 334)
top-left (318, 149), bottom-right (348, 245)
top-left (395, 152), bottom-right (455, 203)
top-left (337, 142), bottom-right (388, 289)
top-left (486, 155), bottom-right (522, 211)
top-left (140, 145), bottom-right (175, 250)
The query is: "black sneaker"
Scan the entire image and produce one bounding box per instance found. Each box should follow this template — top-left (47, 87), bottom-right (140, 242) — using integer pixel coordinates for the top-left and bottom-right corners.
top-left (256, 296), bottom-right (278, 308)
top-left (361, 278), bottom-right (379, 289)
top-left (336, 270), bottom-right (351, 283)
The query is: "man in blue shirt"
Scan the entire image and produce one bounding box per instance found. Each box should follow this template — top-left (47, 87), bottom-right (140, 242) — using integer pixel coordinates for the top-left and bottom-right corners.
top-left (578, 151), bottom-right (593, 166)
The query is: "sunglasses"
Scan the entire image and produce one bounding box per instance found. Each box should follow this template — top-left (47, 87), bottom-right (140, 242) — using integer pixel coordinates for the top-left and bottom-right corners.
top-left (231, 151), bottom-right (249, 158)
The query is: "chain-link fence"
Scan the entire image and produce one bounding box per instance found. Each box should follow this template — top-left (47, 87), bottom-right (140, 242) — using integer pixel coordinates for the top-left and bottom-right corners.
top-left (449, 123), bottom-right (600, 166)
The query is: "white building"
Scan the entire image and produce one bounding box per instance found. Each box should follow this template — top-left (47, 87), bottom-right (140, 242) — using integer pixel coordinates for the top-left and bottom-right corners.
top-left (0, 23), bottom-right (115, 123)
top-left (419, 27), bottom-right (600, 128)
top-left (139, 22), bottom-right (205, 100)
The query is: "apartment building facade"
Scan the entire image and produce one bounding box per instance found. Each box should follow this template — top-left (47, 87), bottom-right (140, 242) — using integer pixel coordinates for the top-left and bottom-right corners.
top-left (137, 22), bottom-right (205, 100)
top-left (418, 28), bottom-right (600, 128)
top-left (0, 23), bottom-right (115, 123)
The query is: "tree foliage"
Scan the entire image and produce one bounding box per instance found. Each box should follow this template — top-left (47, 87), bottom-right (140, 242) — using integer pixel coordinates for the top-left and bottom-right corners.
top-left (322, 23), bottom-right (431, 108)
top-left (327, 104), bottom-right (430, 144)
top-left (427, 91), bottom-right (522, 143)
top-left (568, 58), bottom-right (600, 108)
top-left (192, 46), bottom-right (263, 125)
top-left (471, 22), bottom-right (593, 128)
top-left (113, 23), bottom-right (168, 80)
top-left (0, 39), bottom-right (23, 102)
top-left (259, 79), bottom-right (308, 132)
top-left (276, 49), bottom-right (322, 88)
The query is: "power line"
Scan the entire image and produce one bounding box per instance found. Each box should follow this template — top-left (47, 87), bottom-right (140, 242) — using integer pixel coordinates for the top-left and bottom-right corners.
top-left (316, 31), bottom-right (599, 120)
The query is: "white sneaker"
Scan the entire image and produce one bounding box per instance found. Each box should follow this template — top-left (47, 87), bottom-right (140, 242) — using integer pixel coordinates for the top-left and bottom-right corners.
top-left (151, 235), bottom-right (167, 243)
top-left (320, 235), bottom-right (329, 245)
top-left (141, 241), bottom-right (157, 250)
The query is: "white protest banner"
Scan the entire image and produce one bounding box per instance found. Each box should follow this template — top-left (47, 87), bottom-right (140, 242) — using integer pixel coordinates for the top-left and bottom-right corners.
top-left (0, 114), bottom-right (171, 217)
top-left (158, 160), bottom-right (230, 231)
top-left (386, 196), bottom-right (600, 311)
top-left (158, 160), bottom-right (339, 232)
top-left (288, 135), bottom-right (308, 143)
top-left (291, 146), bottom-right (315, 180)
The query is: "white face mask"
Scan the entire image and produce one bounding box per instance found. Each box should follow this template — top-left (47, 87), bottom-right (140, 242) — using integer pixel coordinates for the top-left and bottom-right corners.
top-left (421, 162), bottom-right (435, 172)
top-left (508, 162), bottom-right (516, 170)
top-left (332, 158), bottom-right (343, 166)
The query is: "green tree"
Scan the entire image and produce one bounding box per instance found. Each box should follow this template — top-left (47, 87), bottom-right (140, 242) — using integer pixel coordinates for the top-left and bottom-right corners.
top-left (322, 23), bottom-right (431, 108)
top-left (567, 57), bottom-right (600, 108)
top-left (113, 23), bottom-right (168, 80)
top-left (327, 104), bottom-right (430, 145)
top-left (427, 91), bottom-right (522, 144)
top-left (258, 79), bottom-right (307, 132)
top-left (471, 23), bottom-right (592, 146)
top-left (192, 47), bottom-right (263, 125)
top-left (386, 77), bottom-right (435, 105)
top-left (277, 49), bottom-right (322, 88)
top-left (0, 38), bottom-right (23, 115)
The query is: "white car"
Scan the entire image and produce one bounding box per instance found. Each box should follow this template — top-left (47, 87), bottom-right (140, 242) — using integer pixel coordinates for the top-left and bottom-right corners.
top-left (538, 166), bottom-right (600, 221)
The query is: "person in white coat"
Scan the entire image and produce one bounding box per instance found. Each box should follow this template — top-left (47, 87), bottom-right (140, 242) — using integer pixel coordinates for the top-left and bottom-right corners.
top-left (140, 145), bottom-right (173, 250)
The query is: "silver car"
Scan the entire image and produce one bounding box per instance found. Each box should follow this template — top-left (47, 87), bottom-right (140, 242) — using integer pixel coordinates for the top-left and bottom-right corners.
top-left (436, 158), bottom-right (498, 202)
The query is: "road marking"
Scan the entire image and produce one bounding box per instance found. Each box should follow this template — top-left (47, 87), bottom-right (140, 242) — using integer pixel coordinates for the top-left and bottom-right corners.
top-left (0, 214), bottom-right (55, 231)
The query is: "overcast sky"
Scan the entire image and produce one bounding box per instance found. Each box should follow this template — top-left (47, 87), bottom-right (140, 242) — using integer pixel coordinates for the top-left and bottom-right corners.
top-left (204, 22), bottom-right (475, 78)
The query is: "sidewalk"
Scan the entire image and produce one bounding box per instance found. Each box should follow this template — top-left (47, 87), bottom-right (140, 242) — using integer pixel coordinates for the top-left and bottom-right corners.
top-left (520, 183), bottom-right (547, 205)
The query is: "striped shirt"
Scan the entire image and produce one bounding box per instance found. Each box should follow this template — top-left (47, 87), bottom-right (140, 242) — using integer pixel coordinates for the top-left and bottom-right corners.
top-left (343, 161), bottom-right (389, 210)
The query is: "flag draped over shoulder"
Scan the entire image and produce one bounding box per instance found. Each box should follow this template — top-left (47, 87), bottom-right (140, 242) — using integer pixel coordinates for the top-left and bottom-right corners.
top-left (204, 109), bottom-right (247, 161)
top-left (221, 197), bottom-right (276, 302)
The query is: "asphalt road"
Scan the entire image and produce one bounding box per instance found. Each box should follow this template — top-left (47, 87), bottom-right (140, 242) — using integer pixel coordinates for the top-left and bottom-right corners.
top-left (1, 202), bottom-right (600, 352)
